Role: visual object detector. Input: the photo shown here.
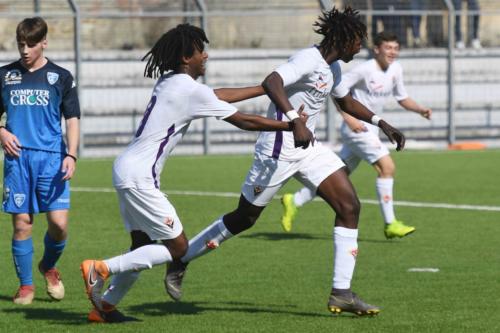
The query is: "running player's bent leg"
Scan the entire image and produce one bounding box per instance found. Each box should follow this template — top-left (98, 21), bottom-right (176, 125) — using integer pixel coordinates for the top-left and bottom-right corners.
top-left (317, 168), bottom-right (360, 290)
top-left (316, 169), bottom-right (378, 314)
top-left (181, 195), bottom-right (265, 263)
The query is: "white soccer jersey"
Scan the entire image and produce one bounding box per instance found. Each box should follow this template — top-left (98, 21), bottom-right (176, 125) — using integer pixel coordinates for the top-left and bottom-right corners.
top-left (113, 73), bottom-right (237, 190)
top-left (255, 46), bottom-right (349, 161)
top-left (342, 59), bottom-right (408, 132)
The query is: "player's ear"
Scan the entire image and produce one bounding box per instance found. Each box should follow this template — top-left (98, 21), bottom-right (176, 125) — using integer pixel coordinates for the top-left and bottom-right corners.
top-left (41, 38), bottom-right (48, 50)
top-left (181, 55), bottom-right (191, 65)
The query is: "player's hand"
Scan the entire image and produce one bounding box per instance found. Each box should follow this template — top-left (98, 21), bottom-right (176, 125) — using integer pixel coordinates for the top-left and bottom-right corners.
top-left (420, 107), bottom-right (432, 120)
top-left (61, 156), bottom-right (76, 180)
top-left (297, 104), bottom-right (309, 124)
top-left (348, 119), bottom-right (368, 133)
top-left (0, 127), bottom-right (22, 157)
top-left (379, 120), bottom-right (405, 151)
top-left (292, 105), bottom-right (314, 149)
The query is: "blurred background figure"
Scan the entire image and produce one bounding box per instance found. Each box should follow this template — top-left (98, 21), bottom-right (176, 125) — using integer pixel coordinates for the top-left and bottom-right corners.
top-left (453, 0), bottom-right (482, 49)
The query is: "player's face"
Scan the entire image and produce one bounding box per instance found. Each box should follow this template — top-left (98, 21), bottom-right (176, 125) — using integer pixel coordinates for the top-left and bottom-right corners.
top-left (188, 47), bottom-right (208, 78)
top-left (339, 38), bottom-right (362, 63)
top-left (17, 38), bottom-right (47, 69)
top-left (374, 40), bottom-right (400, 70)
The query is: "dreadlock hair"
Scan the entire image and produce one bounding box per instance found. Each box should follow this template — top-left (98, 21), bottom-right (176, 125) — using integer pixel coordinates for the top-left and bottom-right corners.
top-left (142, 23), bottom-right (209, 79)
top-left (374, 31), bottom-right (399, 47)
top-left (313, 6), bottom-right (367, 56)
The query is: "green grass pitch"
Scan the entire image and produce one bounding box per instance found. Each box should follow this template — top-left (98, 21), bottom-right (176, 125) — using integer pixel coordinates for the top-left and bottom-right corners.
top-left (0, 149), bottom-right (499, 332)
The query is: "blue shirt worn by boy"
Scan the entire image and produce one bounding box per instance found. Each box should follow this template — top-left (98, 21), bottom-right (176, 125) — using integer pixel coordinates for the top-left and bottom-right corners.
top-left (0, 59), bottom-right (80, 153)
top-left (0, 59), bottom-right (80, 214)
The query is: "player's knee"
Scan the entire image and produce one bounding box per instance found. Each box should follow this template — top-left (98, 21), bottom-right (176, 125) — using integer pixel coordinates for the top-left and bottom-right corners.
top-left (168, 242), bottom-right (188, 260)
top-left (338, 196), bottom-right (361, 220)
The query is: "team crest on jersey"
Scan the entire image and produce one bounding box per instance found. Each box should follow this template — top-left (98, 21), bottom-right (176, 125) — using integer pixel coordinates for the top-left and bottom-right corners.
top-left (14, 193), bottom-right (26, 208)
top-left (4, 69), bottom-right (22, 85)
top-left (253, 185), bottom-right (263, 196)
top-left (164, 217), bottom-right (175, 228)
top-left (47, 72), bottom-right (59, 85)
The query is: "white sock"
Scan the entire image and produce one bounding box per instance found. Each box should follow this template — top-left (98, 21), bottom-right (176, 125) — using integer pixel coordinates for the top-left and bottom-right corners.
top-left (181, 217), bottom-right (233, 263)
top-left (104, 244), bottom-right (173, 274)
top-left (333, 227), bottom-right (358, 289)
top-left (102, 271), bottom-right (140, 306)
top-left (293, 187), bottom-right (316, 207)
top-left (376, 177), bottom-right (396, 224)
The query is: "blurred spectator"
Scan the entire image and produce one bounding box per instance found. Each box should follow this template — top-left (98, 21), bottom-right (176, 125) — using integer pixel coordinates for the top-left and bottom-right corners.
top-left (410, 0), bottom-right (424, 47)
top-left (453, 0), bottom-right (481, 49)
top-left (372, 1), bottom-right (409, 47)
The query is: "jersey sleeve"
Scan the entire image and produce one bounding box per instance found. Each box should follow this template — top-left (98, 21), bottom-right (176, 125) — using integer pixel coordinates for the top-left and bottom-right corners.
top-left (392, 63), bottom-right (409, 101)
top-left (274, 49), bottom-right (317, 87)
top-left (190, 84), bottom-right (237, 120)
top-left (61, 72), bottom-right (81, 119)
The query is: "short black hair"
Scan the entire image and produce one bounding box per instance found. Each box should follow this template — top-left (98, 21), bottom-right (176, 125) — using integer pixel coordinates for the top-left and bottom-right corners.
top-left (313, 6), bottom-right (367, 55)
top-left (374, 31), bottom-right (399, 47)
top-left (16, 17), bottom-right (48, 45)
top-left (142, 23), bottom-right (209, 79)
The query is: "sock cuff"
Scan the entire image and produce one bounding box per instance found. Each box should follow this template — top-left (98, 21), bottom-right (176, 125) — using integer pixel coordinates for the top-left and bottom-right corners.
top-left (334, 227), bottom-right (358, 238)
top-left (217, 217), bottom-right (233, 238)
top-left (376, 177), bottom-right (394, 186)
top-left (12, 238), bottom-right (34, 255)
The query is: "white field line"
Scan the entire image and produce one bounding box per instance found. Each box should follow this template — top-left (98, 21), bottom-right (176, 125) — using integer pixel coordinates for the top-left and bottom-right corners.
top-left (71, 186), bottom-right (500, 212)
top-left (407, 268), bottom-right (440, 273)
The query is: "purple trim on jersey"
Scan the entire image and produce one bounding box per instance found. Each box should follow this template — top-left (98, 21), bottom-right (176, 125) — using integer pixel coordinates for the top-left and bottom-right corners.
top-left (272, 108), bottom-right (284, 159)
top-left (135, 95), bottom-right (157, 138)
top-left (152, 124), bottom-right (175, 188)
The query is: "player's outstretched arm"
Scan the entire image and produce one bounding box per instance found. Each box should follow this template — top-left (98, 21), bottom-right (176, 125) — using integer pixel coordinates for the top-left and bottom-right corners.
top-left (336, 94), bottom-right (405, 151)
top-left (398, 98), bottom-right (432, 119)
top-left (262, 72), bottom-right (313, 148)
top-left (224, 107), bottom-right (306, 132)
top-left (214, 86), bottom-right (265, 103)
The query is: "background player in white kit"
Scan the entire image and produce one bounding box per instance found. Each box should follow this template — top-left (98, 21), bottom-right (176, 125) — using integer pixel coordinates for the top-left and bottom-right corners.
top-left (165, 8), bottom-right (406, 316)
top-left (281, 31), bottom-right (432, 239)
top-left (79, 24), bottom-right (310, 323)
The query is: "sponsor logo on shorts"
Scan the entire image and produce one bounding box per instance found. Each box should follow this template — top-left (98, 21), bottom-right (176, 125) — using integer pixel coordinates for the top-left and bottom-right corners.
top-left (253, 185), bottom-right (263, 196)
top-left (14, 193), bottom-right (26, 208)
top-left (47, 72), bottom-right (59, 85)
top-left (350, 248), bottom-right (358, 258)
top-left (57, 198), bottom-right (70, 203)
top-left (4, 69), bottom-right (22, 85)
top-left (164, 217), bottom-right (175, 228)
top-left (206, 240), bottom-right (219, 249)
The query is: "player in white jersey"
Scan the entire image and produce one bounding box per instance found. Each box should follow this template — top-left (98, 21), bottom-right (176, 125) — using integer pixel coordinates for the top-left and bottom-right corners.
top-left (281, 31), bottom-right (432, 239)
top-left (79, 24), bottom-right (309, 323)
top-left (165, 8), bottom-right (406, 316)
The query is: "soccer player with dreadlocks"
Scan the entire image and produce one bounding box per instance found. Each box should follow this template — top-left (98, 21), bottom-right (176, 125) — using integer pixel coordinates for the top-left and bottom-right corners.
top-left (164, 7), bottom-right (405, 316)
top-left (80, 23), bottom-right (309, 323)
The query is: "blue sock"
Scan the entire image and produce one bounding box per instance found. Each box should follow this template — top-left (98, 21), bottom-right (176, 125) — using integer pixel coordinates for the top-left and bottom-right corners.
top-left (41, 233), bottom-right (66, 270)
top-left (12, 238), bottom-right (34, 286)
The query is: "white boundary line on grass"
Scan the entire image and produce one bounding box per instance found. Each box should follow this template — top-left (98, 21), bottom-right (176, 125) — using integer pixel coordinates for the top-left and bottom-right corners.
top-left (72, 186), bottom-right (500, 212)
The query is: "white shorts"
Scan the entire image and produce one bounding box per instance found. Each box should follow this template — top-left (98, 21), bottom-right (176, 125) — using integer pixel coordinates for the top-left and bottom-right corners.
top-left (339, 124), bottom-right (389, 172)
top-left (116, 187), bottom-right (183, 241)
top-left (242, 144), bottom-right (345, 206)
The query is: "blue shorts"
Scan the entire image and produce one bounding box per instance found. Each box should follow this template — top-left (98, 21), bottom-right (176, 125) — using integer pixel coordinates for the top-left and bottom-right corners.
top-left (3, 149), bottom-right (70, 214)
